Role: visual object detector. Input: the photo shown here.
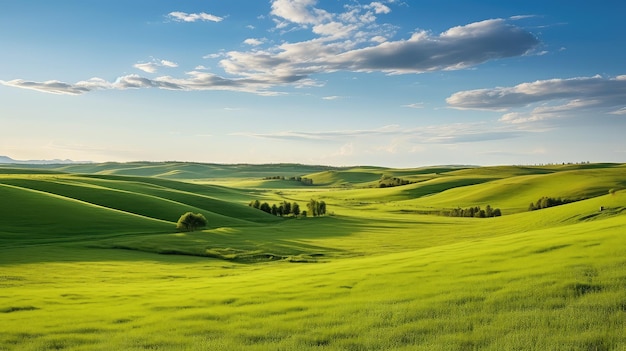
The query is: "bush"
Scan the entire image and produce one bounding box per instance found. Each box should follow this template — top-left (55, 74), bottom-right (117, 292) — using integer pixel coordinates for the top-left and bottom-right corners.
top-left (176, 212), bottom-right (207, 232)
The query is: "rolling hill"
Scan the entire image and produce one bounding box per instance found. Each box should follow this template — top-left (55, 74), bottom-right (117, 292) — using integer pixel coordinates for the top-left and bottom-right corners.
top-left (0, 162), bottom-right (624, 350)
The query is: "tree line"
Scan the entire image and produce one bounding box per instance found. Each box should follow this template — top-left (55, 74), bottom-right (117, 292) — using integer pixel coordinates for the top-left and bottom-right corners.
top-left (262, 175), bottom-right (314, 185)
top-left (444, 205), bottom-right (502, 218)
top-left (249, 199), bottom-right (327, 217)
top-left (528, 196), bottom-right (575, 211)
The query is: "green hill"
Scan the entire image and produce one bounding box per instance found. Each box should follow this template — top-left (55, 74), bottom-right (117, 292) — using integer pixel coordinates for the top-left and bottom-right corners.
top-left (0, 162), bottom-right (624, 350)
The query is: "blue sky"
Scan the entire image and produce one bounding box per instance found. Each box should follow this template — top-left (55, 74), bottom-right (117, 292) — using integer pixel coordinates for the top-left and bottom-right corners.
top-left (1, 0), bottom-right (625, 167)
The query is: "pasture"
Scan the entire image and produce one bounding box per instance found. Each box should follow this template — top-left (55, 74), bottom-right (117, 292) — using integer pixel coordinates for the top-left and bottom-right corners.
top-left (1, 163), bottom-right (625, 350)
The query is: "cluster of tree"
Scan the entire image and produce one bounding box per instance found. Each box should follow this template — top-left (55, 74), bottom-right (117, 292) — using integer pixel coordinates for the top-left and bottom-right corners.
top-left (379, 175), bottom-right (414, 188)
top-left (306, 199), bottom-right (327, 217)
top-left (445, 205), bottom-right (502, 218)
top-left (528, 196), bottom-right (574, 211)
top-left (249, 198), bottom-right (328, 217)
top-left (176, 212), bottom-right (207, 232)
top-left (249, 199), bottom-right (301, 217)
top-left (262, 175), bottom-right (314, 185)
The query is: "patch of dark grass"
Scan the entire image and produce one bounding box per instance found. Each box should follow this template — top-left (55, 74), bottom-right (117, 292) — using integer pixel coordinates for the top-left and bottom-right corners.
top-left (150, 305), bottom-right (196, 311)
top-left (582, 337), bottom-right (613, 351)
top-left (533, 244), bottom-right (571, 254)
top-left (0, 305), bottom-right (39, 313)
top-left (221, 297), bottom-right (237, 305)
top-left (569, 282), bottom-right (603, 297)
top-left (112, 318), bottom-right (133, 324)
top-left (239, 332), bottom-right (284, 345)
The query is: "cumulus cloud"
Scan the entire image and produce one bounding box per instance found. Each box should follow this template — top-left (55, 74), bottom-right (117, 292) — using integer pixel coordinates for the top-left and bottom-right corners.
top-left (270, 0), bottom-right (331, 25)
top-left (2, 1), bottom-right (539, 96)
top-left (243, 38), bottom-right (265, 46)
top-left (219, 18), bottom-right (538, 84)
top-left (446, 74), bottom-right (626, 123)
top-left (167, 11), bottom-right (223, 23)
top-left (367, 2), bottom-right (391, 14)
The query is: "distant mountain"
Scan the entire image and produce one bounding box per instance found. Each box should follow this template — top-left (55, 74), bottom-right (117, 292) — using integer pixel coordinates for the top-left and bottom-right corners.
top-left (0, 155), bottom-right (90, 165)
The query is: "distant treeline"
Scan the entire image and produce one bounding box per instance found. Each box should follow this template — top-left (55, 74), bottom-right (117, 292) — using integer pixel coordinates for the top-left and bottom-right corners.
top-left (379, 176), bottom-right (415, 188)
top-left (443, 205), bottom-right (502, 218)
top-left (249, 199), bottom-right (327, 217)
top-left (263, 175), bottom-right (314, 185)
top-left (528, 196), bottom-right (575, 211)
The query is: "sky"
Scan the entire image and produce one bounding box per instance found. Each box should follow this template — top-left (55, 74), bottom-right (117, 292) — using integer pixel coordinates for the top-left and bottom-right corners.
top-left (1, 0), bottom-right (625, 167)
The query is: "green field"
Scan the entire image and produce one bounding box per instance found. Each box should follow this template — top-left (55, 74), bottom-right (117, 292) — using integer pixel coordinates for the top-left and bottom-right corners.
top-left (1, 162), bottom-right (625, 350)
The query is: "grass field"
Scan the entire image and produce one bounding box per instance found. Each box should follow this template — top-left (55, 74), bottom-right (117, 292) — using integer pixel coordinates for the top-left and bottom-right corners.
top-left (1, 162), bottom-right (625, 350)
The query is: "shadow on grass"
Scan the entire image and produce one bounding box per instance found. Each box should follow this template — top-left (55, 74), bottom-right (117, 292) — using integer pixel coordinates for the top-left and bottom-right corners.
top-left (0, 215), bottom-right (390, 265)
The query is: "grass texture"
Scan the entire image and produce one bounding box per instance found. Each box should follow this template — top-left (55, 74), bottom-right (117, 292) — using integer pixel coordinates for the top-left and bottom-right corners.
top-left (0, 163), bottom-right (625, 350)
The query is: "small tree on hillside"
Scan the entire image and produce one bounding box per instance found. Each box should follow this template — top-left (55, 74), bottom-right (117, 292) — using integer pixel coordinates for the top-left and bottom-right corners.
top-left (176, 212), bottom-right (207, 232)
top-left (282, 201), bottom-right (292, 216)
top-left (260, 202), bottom-right (271, 214)
top-left (292, 202), bottom-right (300, 216)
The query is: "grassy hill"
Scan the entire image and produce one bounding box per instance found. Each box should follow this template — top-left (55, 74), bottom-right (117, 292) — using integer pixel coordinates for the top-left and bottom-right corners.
top-left (0, 162), bottom-right (624, 350)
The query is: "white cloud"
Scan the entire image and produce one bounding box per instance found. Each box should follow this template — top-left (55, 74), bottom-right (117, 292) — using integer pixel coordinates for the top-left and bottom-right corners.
top-left (219, 18), bottom-right (538, 84)
top-left (134, 62), bottom-right (159, 73)
top-left (510, 15), bottom-right (536, 21)
top-left (312, 21), bottom-right (358, 38)
top-left (367, 2), bottom-right (391, 15)
top-left (134, 59), bottom-right (178, 73)
top-left (403, 102), bottom-right (424, 109)
top-left (167, 11), bottom-right (223, 23)
top-left (203, 53), bottom-right (224, 59)
top-left (270, 0), bottom-right (330, 25)
top-left (447, 74), bottom-right (626, 123)
top-left (160, 60), bottom-right (178, 68)
top-left (322, 95), bottom-right (341, 100)
top-left (609, 107), bottom-right (626, 115)
top-left (1, 2), bottom-right (540, 97)
top-left (0, 78), bottom-right (111, 95)
top-left (370, 35), bottom-right (388, 43)
top-left (243, 38), bottom-right (265, 46)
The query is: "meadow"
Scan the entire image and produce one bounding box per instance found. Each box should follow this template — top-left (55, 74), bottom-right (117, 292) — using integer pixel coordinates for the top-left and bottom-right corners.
top-left (1, 162), bottom-right (625, 350)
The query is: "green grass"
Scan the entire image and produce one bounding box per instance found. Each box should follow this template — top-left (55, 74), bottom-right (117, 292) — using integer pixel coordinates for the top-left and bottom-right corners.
top-left (1, 163), bottom-right (625, 350)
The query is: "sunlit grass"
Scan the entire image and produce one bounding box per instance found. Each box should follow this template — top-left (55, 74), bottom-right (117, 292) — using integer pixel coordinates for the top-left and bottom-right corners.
top-left (1, 163), bottom-right (625, 350)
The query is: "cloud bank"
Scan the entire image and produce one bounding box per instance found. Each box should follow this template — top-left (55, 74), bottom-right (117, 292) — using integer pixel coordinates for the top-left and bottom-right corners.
top-left (447, 74), bottom-right (626, 123)
top-left (1, 1), bottom-right (539, 96)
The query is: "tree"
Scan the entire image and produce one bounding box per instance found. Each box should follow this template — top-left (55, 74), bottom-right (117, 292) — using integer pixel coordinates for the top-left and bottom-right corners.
top-left (292, 202), bottom-right (300, 216)
top-left (318, 200), bottom-right (327, 216)
top-left (260, 202), bottom-right (271, 214)
top-left (282, 201), bottom-right (291, 216)
top-left (307, 199), bottom-right (318, 216)
top-left (485, 205), bottom-right (493, 218)
top-left (176, 212), bottom-right (207, 232)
